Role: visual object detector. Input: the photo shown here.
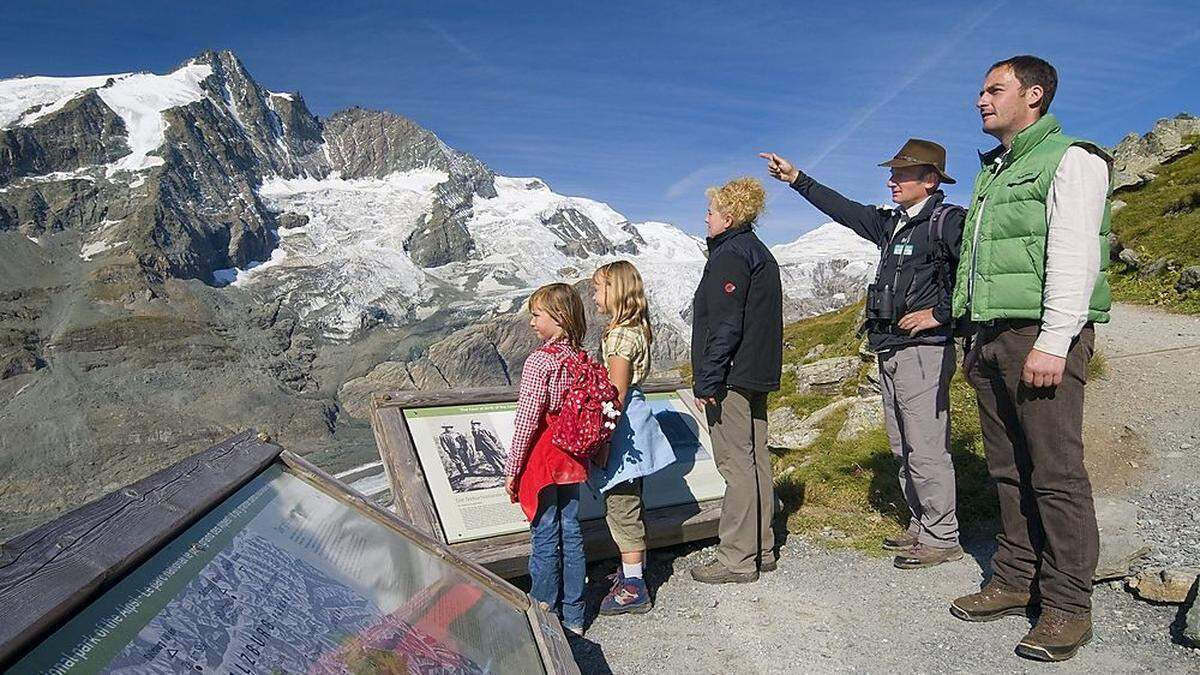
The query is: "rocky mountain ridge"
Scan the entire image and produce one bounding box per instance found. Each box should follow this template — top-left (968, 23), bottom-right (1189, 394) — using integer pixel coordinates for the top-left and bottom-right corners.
top-left (0, 50), bottom-right (878, 539)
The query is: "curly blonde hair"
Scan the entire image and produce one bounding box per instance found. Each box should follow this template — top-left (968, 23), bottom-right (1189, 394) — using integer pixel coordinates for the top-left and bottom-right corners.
top-left (706, 176), bottom-right (766, 227)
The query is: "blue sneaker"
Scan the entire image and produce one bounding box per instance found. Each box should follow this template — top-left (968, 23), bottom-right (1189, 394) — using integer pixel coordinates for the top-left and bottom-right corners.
top-left (599, 576), bottom-right (652, 615)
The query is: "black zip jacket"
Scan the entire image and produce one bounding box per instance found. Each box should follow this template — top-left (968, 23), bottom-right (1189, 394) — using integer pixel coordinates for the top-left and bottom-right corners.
top-left (691, 226), bottom-right (783, 398)
top-left (789, 172), bottom-right (965, 352)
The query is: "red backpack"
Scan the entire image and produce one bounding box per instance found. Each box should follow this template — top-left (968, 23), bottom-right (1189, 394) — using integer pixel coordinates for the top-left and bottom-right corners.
top-left (547, 345), bottom-right (622, 460)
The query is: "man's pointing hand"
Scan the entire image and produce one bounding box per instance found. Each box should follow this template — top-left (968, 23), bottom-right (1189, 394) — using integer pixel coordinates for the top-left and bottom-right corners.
top-left (759, 152), bottom-right (800, 184)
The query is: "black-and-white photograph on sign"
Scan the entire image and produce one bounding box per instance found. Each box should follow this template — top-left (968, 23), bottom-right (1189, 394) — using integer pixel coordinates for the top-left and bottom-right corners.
top-left (434, 418), bottom-right (509, 493)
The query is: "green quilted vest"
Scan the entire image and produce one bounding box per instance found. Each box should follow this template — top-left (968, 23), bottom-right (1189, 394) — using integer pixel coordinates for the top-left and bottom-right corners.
top-left (951, 113), bottom-right (1112, 323)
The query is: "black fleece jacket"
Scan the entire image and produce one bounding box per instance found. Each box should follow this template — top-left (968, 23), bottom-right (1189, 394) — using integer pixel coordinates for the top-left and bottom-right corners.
top-left (690, 226), bottom-right (783, 398)
top-left (789, 171), bottom-right (965, 352)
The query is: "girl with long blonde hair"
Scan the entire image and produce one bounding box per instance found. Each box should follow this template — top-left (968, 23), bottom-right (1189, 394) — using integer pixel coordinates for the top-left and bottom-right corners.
top-left (589, 260), bottom-right (676, 616)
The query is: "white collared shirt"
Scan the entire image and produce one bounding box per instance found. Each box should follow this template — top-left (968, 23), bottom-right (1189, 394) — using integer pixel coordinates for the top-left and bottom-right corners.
top-left (1037, 146), bottom-right (1110, 357)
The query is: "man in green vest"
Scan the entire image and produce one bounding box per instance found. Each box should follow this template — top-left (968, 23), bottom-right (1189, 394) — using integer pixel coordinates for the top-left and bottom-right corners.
top-left (948, 55), bottom-right (1111, 662)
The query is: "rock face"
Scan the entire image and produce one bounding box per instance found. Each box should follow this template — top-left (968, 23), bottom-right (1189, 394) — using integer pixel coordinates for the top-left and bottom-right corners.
top-left (0, 49), bottom-right (881, 540)
top-left (1111, 113), bottom-right (1200, 192)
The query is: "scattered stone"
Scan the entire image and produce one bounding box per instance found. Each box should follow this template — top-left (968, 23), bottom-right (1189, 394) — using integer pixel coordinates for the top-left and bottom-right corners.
top-left (1176, 266), bottom-right (1200, 293)
top-left (1126, 567), bottom-right (1199, 604)
top-left (1184, 578), bottom-right (1200, 647)
top-left (1140, 257), bottom-right (1168, 278)
top-left (1093, 497), bottom-right (1150, 581)
top-left (1118, 248), bottom-right (1143, 270)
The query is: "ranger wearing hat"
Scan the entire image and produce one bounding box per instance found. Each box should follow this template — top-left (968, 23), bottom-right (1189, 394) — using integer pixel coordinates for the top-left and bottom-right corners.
top-left (760, 140), bottom-right (966, 569)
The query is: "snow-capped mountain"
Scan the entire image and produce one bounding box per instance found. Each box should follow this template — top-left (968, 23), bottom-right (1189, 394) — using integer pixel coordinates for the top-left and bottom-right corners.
top-left (0, 51), bottom-right (876, 516)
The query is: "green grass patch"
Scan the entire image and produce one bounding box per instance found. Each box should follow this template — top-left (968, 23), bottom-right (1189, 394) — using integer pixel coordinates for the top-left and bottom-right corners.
top-left (1112, 135), bottom-right (1200, 265)
top-left (1088, 349), bottom-right (1108, 381)
top-left (1107, 266), bottom-right (1200, 314)
top-left (1109, 135), bottom-right (1200, 314)
top-left (773, 372), bottom-right (996, 555)
top-left (781, 299), bottom-right (864, 364)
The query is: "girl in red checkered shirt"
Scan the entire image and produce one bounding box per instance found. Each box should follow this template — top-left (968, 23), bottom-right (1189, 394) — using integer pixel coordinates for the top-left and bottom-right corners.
top-left (503, 282), bottom-right (589, 635)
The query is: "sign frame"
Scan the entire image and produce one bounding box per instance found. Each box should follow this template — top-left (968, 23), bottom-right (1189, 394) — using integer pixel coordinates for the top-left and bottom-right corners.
top-left (370, 380), bottom-right (723, 578)
top-left (0, 430), bottom-right (579, 675)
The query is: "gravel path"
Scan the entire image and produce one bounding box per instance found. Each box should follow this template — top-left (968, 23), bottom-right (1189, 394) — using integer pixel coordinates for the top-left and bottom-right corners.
top-left (567, 303), bottom-right (1200, 673)
top-left (571, 538), bottom-right (1196, 673)
top-left (1088, 303), bottom-right (1200, 572)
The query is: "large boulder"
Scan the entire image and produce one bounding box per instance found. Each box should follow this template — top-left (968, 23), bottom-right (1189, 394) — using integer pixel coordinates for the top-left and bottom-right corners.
top-left (786, 355), bottom-right (861, 395)
top-left (836, 396), bottom-right (884, 442)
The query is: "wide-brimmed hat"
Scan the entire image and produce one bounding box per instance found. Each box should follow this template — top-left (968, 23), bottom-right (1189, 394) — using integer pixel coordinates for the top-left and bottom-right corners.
top-left (878, 138), bottom-right (956, 184)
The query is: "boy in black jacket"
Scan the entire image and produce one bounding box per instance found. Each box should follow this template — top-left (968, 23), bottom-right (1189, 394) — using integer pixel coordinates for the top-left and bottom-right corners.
top-left (761, 140), bottom-right (966, 569)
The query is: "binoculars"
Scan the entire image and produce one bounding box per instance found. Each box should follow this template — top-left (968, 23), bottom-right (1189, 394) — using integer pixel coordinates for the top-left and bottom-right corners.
top-left (866, 282), bottom-right (896, 322)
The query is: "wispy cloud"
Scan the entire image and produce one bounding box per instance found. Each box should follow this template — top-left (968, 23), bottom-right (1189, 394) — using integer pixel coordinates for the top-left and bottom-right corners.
top-left (800, 1), bottom-right (1006, 171)
top-left (422, 19), bottom-right (503, 79)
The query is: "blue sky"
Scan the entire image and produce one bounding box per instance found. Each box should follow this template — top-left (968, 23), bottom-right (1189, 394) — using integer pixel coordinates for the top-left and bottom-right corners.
top-left (2, 1), bottom-right (1197, 244)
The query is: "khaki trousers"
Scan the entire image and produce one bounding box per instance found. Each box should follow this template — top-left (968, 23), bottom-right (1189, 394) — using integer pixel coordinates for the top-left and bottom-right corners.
top-left (706, 388), bottom-right (774, 573)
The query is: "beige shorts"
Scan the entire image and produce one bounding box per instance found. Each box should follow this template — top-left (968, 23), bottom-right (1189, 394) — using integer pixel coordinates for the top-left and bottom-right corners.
top-left (605, 478), bottom-right (646, 553)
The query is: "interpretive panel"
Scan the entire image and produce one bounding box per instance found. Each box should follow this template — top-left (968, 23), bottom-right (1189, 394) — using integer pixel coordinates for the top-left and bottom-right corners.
top-left (404, 390), bottom-right (723, 543)
top-left (14, 465), bottom-right (545, 674)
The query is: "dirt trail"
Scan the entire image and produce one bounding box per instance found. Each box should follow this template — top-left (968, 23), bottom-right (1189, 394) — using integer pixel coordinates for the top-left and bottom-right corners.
top-left (571, 303), bottom-right (1200, 673)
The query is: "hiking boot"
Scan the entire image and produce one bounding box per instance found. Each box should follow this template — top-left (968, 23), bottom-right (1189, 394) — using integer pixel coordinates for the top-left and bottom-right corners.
top-left (883, 532), bottom-right (918, 552)
top-left (599, 576), bottom-right (652, 615)
top-left (1016, 608), bottom-right (1093, 662)
top-left (893, 543), bottom-right (964, 569)
top-left (690, 560), bottom-right (758, 585)
top-left (759, 555), bottom-right (778, 573)
top-left (950, 580), bottom-right (1035, 622)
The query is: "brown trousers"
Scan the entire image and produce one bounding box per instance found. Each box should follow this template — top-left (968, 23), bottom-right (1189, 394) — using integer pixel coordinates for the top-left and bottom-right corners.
top-left (965, 320), bottom-right (1098, 615)
top-left (706, 388), bottom-right (774, 574)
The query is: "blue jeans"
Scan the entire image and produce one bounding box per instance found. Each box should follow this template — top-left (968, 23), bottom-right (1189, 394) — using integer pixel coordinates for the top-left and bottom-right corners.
top-left (529, 483), bottom-right (586, 628)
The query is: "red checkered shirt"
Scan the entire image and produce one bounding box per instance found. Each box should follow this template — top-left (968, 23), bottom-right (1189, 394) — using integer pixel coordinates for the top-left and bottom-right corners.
top-left (505, 339), bottom-right (577, 477)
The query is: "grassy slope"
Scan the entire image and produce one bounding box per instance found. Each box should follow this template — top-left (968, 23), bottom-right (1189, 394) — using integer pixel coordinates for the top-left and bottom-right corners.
top-left (771, 304), bottom-right (997, 554)
top-left (1108, 135), bottom-right (1200, 314)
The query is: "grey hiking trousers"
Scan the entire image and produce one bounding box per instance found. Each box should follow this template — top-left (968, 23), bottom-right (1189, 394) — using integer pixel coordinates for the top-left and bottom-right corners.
top-left (878, 342), bottom-right (960, 548)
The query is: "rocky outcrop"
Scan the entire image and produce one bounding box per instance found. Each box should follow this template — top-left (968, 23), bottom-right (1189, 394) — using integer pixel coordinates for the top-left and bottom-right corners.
top-left (1112, 113), bottom-right (1200, 192)
top-left (785, 356), bottom-right (861, 395)
top-left (545, 207), bottom-right (616, 258)
top-left (192, 50), bottom-right (326, 179)
top-left (0, 90), bottom-right (128, 183)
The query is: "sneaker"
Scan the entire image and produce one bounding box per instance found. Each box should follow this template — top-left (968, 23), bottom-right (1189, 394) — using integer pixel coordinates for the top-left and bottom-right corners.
top-left (690, 560), bottom-right (758, 585)
top-left (1016, 608), bottom-right (1093, 662)
top-left (599, 577), bottom-right (652, 615)
top-left (882, 532), bottom-right (918, 551)
top-left (759, 556), bottom-right (778, 573)
top-left (893, 543), bottom-right (964, 569)
top-left (950, 580), bottom-right (1035, 622)
top-left (563, 624), bottom-right (585, 637)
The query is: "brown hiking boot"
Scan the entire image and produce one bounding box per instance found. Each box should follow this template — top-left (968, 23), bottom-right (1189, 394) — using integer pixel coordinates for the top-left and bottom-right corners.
top-left (950, 580), bottom-right (1034, 621)
top-left (1016, 608), bottom-right (1093, 662)
top-left (882, 532), bottom-right (918, 551)
top-left (759, 552), bottom-right (778, 572)
top-left (893, 543), bottom-right (964, 569)
top-left (690, 560), bottom-right (758, 584)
